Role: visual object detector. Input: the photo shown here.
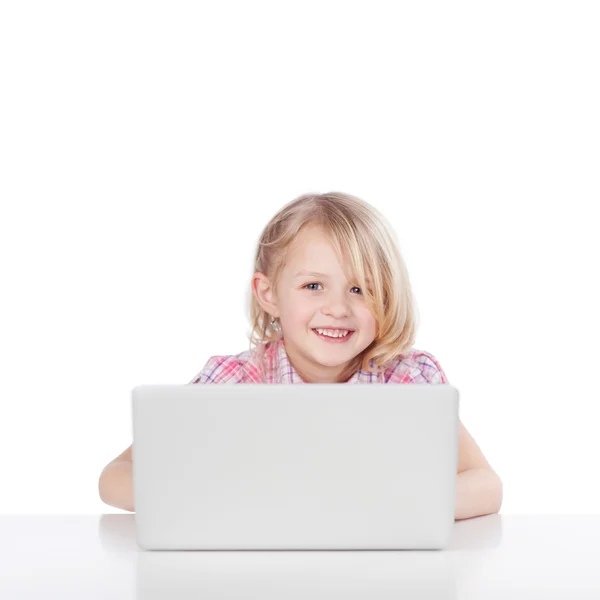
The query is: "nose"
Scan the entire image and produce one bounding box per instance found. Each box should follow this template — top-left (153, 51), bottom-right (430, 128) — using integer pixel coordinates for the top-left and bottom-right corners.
top-left (320, 289), bottom-right (351, 319)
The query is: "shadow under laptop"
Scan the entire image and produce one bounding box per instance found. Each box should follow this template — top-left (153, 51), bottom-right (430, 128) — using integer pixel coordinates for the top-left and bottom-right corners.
top-left (98, 514), bottom-right (503, 599)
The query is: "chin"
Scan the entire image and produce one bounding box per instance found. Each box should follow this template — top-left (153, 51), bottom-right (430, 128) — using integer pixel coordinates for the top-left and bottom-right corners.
top-left (310, 346), bottom-right (359, 364)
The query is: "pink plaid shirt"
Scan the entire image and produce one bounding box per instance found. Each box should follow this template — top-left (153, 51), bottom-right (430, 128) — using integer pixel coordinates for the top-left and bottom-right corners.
top-left (189, 337), bottom-right (449, 385)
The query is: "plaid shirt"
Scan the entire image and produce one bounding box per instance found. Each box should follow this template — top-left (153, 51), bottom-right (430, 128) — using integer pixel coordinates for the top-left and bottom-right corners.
top-left (189, 337), bottom-right (449, 385)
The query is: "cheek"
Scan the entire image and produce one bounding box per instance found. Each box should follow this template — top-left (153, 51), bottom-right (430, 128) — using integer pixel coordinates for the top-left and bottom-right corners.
top-left (359, 310), bottom-right (378, 332)
top-left (281, 301), bottom-right (310, 321)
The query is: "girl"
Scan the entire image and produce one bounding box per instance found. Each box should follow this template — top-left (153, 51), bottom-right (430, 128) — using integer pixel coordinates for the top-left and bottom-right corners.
top-left (99, 191), bottom-right (503, 518)
top-left (190, 190), bottom-right (447, 386)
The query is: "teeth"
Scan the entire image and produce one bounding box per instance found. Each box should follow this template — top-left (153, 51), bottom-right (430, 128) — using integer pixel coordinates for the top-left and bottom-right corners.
top-left (315, 328), bottom-right (350, 338)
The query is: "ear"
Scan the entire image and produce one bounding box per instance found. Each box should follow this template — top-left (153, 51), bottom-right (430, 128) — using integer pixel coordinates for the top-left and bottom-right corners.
top-left (252, 272), bottom-right (279, 318)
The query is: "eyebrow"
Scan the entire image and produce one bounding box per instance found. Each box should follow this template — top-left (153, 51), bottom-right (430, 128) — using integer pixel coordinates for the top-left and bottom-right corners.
top-left (295, 270), bottom-right (330, 278)
top-left (295, 270), bottom-right (372, 283)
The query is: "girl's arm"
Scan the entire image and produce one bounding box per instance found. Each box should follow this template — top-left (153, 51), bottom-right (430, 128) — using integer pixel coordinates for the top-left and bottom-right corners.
top-left (455, 467), bottom-right (503, 520)
top-left (98, 444), bottom-right (134, 512)
top-left (454, 419), bottom-right (503, 520)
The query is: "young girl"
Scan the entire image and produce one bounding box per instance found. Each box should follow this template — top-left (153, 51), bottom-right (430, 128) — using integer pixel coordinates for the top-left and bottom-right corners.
top-left (99, 191), bottom-right (502, 518)
top-left (190, 190), bottom-right (448, 386)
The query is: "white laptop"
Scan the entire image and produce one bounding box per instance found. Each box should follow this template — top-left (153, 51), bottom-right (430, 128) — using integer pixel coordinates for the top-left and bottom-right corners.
top-left (131, 382), bottom-right (459, 551)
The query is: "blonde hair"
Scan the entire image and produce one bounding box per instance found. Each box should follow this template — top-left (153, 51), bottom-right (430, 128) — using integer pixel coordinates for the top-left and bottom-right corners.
top-left (245, 191), bottom-right (419, 382)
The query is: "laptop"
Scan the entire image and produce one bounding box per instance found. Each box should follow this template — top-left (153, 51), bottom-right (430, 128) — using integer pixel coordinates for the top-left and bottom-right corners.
top-left (131, 382), bottom-right (459, 551)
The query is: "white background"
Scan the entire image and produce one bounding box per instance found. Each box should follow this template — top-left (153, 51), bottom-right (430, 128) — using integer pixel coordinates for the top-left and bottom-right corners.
top-left (1, 1), bottom-right (598, 515)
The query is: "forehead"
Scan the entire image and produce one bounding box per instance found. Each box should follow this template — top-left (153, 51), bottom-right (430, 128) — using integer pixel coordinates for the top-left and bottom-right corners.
top-left (285, 227), bottom-right (372, 282)
top-left (286, 226), bottom-right (337, 264)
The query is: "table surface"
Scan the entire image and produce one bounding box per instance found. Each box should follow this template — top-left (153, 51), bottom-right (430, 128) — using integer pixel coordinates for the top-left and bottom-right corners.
top-left (1, 514), bottom-right (599, 599)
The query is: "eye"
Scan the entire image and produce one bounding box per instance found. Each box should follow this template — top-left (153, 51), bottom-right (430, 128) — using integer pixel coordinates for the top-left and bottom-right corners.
top-left (303, 283), bottom-right (363, 294)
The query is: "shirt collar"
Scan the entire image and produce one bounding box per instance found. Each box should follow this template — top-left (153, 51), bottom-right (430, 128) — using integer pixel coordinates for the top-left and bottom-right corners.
top-left (270, 337), bottom-right (382, 383)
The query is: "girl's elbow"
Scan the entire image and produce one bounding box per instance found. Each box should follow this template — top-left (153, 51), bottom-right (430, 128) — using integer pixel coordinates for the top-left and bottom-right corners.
top-left (98, 461), bottom-right (135, 513)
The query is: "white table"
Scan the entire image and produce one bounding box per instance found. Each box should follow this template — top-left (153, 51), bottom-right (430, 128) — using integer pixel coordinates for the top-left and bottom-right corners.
top-left (1, 514), bottom-right (599, 598)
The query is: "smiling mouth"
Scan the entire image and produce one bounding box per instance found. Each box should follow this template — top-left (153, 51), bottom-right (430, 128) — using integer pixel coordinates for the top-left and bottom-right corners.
top-left (311, 328), bottom-right (355, 341)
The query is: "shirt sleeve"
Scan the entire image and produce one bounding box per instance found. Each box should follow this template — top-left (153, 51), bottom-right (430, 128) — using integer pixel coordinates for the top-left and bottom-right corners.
top-left (414, 350), bottom-right (449, 384)
top-left (188, 355), bottom-right (248, 384)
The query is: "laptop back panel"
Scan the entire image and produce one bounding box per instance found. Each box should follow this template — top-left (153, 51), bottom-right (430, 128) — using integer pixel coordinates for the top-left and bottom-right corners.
top-left (132, 383), bottom-right (459, 550)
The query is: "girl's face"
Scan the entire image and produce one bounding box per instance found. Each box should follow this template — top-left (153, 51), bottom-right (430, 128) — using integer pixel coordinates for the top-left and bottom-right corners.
top-left (254, 224), bottom-right (378, 383)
